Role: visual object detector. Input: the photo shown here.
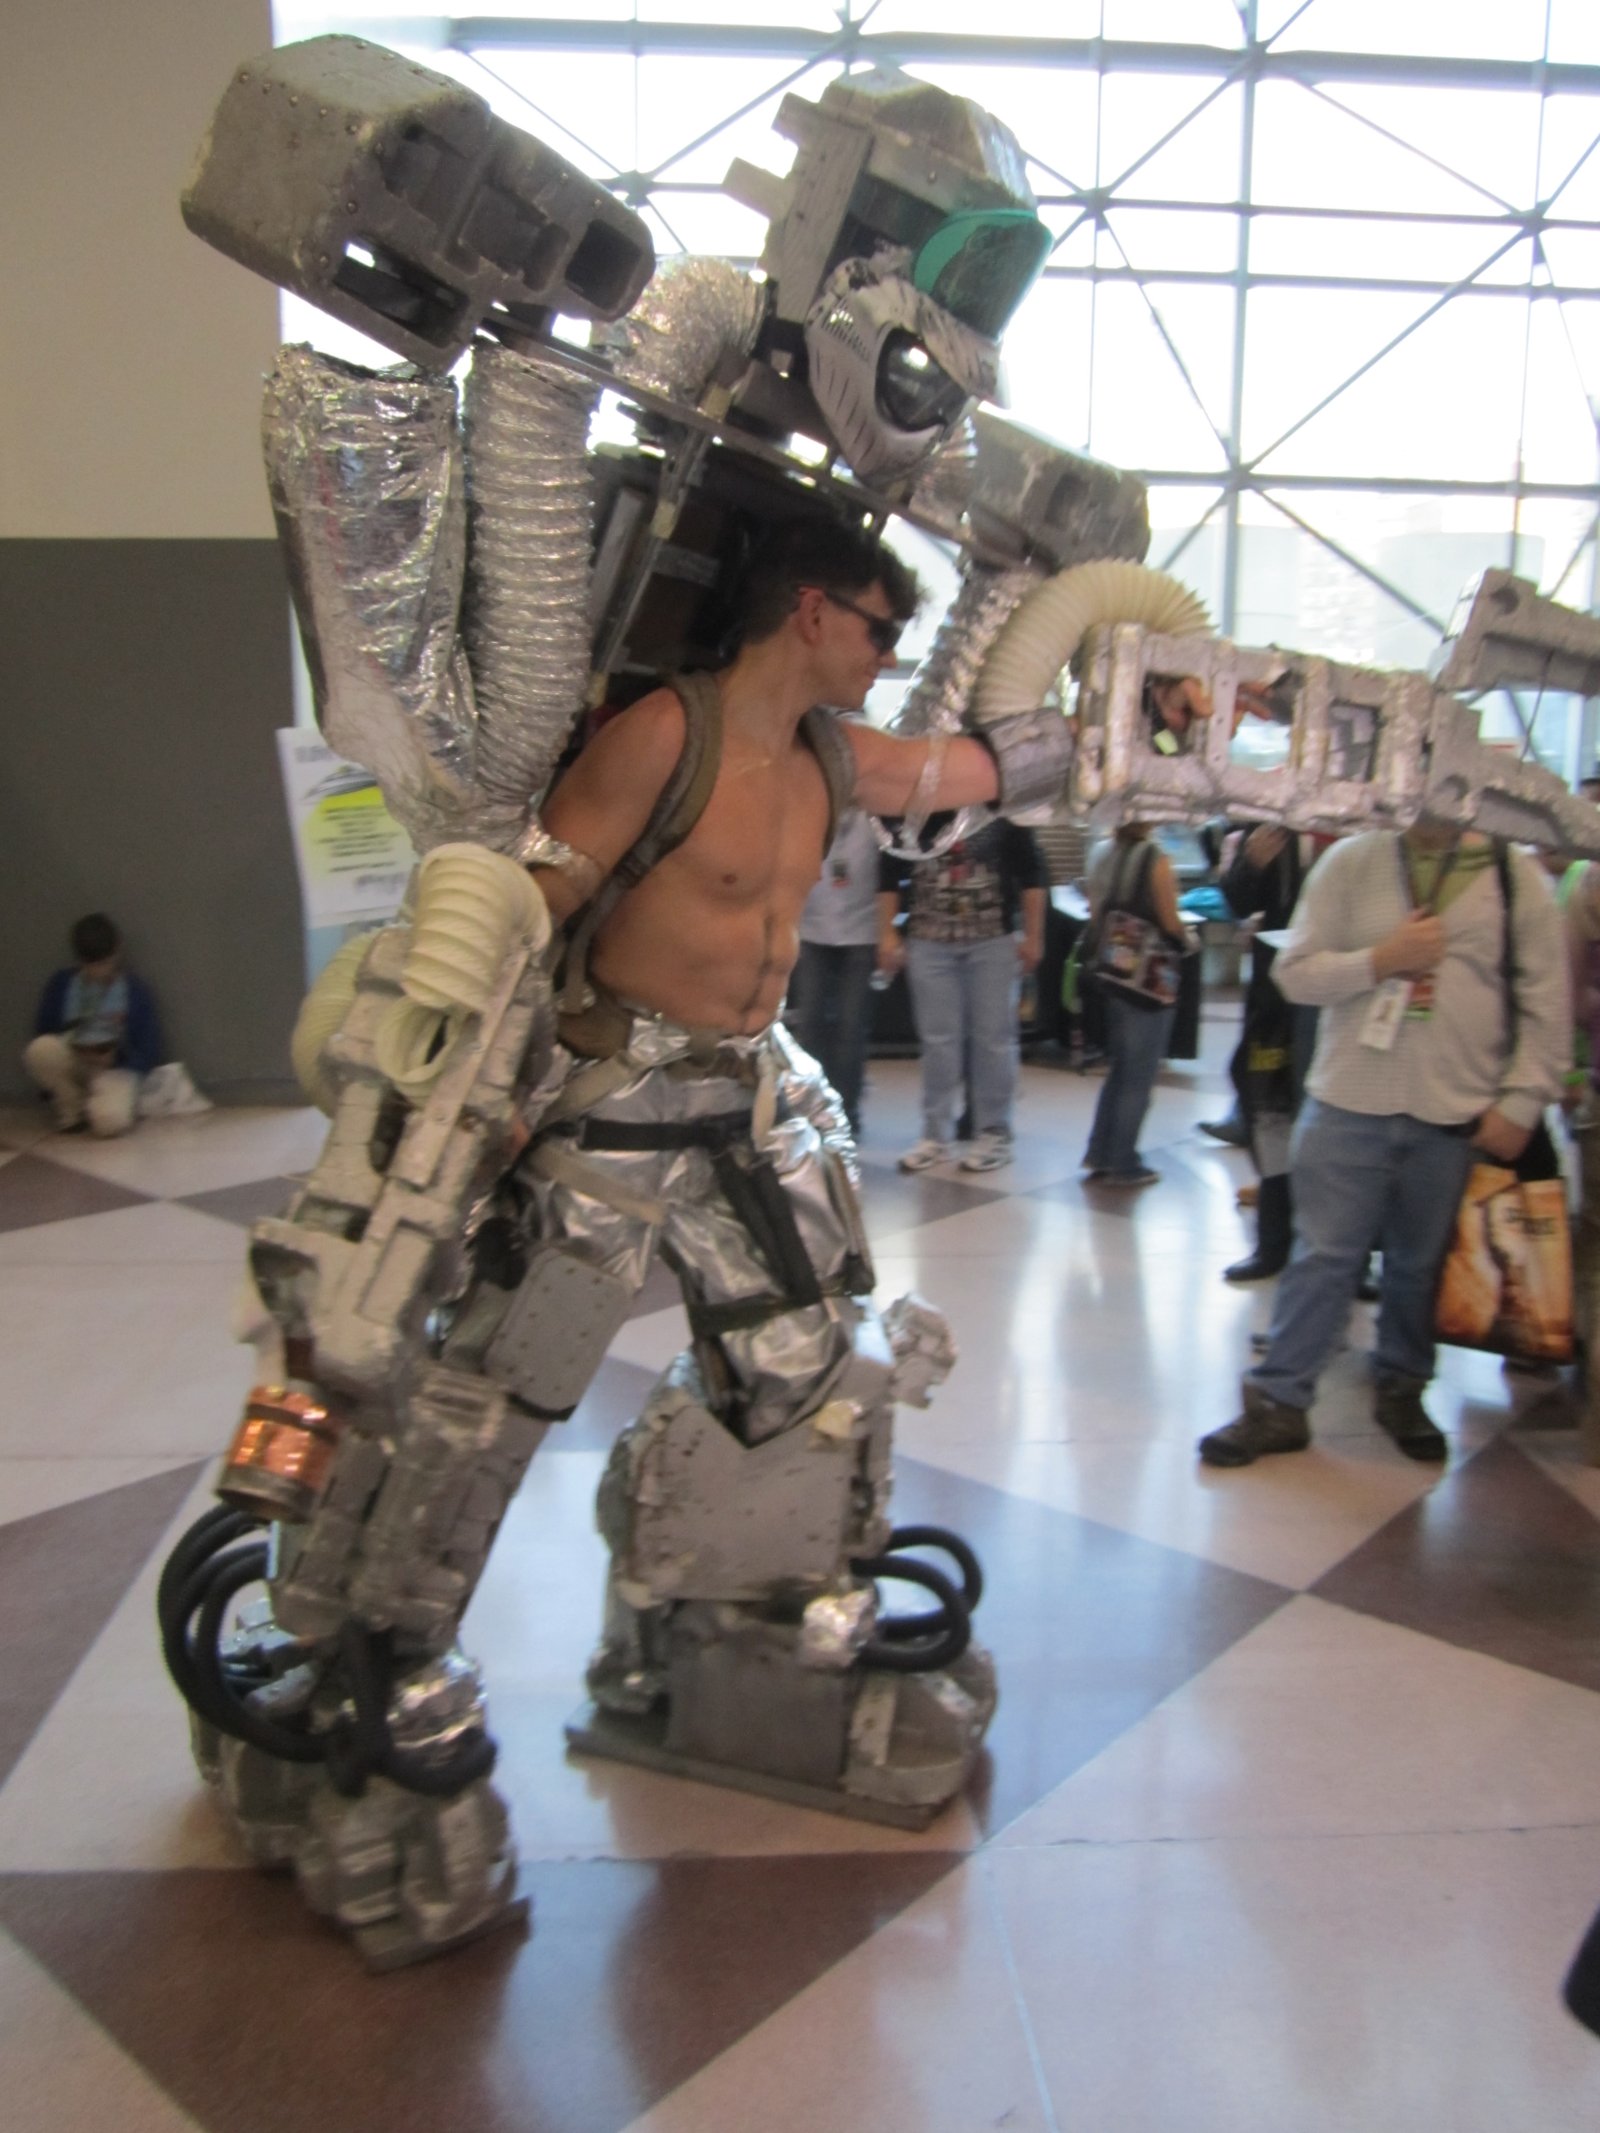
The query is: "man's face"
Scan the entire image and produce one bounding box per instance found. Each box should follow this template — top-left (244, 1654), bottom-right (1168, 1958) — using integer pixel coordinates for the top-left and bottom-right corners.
top-left (809, 580), bottom-right (902, 710)
top-left (79, 955), bottom-right (119, 984)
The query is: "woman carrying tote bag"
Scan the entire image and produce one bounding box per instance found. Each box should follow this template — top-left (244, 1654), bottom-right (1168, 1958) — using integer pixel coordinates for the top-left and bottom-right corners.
top-left (1082, 822), bottom-right (1190, 1185)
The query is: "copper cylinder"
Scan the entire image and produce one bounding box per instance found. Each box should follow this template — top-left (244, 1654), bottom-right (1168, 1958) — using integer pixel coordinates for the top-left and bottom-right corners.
top-left (218, 1385), bottom-right (343, 1522)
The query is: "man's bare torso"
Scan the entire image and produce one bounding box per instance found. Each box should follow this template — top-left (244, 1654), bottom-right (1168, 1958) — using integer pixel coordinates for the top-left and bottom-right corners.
top-left (588, 723), bottom-right (836, 1035)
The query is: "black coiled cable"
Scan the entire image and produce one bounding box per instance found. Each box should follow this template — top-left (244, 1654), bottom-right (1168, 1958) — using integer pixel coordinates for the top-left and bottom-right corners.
top-left (157, 1506), bottom-right (496, 1796)
top-left (851, 1524), bottom-right (984, 1672)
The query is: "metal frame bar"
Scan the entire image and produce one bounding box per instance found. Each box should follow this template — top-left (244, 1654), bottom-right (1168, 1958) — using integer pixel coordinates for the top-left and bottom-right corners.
top-left (432, 21), bottom-right (1600, 95)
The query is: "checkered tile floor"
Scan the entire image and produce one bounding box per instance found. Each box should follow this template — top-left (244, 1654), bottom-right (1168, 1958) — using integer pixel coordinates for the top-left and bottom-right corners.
top-left (3, 1037), bottom-right (1599, 2132)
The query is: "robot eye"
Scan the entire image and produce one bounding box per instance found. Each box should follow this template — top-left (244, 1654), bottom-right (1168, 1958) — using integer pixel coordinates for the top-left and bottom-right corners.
top-left (876, 331), bottom-right (968, 432)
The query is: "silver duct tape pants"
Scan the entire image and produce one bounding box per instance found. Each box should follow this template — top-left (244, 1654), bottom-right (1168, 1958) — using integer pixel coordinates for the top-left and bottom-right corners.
top-left (519, 1016), bottom-right (873, 1444)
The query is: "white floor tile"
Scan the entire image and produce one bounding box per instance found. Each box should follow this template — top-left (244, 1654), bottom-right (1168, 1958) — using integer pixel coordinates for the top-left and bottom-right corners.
top-left (37, 1107), bottom-right (325, 1199)
top-left (0, 1200), bottom-right (244, 1267)
top-left (992, 1826), bottom-right (1600, 2133)
top-left (996, 1595), bottom-right (1600, 1849)
top-left (904, 1431), bottom-right (1446, 1588)
top-left (0, 1261), bottom-right (253, 1459)
top-left (0, 1456), bottom-right (199, 1528)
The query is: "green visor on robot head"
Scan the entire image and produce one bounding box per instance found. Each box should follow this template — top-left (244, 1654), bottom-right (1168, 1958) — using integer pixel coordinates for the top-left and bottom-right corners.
top-left (911, 209), bottom-right (1052, 339)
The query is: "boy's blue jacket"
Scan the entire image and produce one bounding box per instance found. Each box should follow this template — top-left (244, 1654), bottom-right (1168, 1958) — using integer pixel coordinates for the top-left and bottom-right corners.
top-left (34, 968), bottom-right (163, 1076)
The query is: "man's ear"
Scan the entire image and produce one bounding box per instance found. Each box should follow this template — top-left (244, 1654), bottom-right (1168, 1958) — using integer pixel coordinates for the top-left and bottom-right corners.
top-left (792, 585), bottom-right (826, 646)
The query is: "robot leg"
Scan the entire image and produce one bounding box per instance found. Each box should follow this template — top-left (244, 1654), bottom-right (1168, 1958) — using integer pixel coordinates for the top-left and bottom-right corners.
top-left (567, 1041), bottom-right (994, 1826)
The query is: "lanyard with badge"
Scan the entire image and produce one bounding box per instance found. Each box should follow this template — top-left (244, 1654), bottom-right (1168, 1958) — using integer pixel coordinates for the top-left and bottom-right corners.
top-left (1360, 836), bottom-right (1457, 1051)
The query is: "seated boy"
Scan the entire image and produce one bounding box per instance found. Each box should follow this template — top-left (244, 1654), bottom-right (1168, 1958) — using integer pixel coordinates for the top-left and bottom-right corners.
top-left (24, 914), bottom-right (162, 1136)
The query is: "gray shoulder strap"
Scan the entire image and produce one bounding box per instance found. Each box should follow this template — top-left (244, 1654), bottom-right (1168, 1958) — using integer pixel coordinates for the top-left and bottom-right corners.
top-left (799, 705), bottom-right (856, 855)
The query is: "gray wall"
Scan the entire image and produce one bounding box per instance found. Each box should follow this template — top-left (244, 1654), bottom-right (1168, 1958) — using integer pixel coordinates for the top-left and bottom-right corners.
top-left (1, 0), bottom-right (302, 1101)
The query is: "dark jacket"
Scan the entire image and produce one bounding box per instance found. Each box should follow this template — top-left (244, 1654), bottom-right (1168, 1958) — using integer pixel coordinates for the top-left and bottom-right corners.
top-left (34, 968), bottom-right (163, 1076)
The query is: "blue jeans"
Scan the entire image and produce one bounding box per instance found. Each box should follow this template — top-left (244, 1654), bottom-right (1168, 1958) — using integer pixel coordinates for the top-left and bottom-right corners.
top-left (906, 934), bottom-right (1020, 1140)
top-left (1248, 1098), bottom-right (1476, 1411)
top-left (785, 941), bottom-right (877, 1132)
top-left (1085, 992), bottom-right (1174, 1174)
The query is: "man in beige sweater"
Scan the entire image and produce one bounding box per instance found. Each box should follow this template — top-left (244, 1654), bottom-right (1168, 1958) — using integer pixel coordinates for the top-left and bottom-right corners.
top-left (1199, 822), bottom-right (1569, 1468)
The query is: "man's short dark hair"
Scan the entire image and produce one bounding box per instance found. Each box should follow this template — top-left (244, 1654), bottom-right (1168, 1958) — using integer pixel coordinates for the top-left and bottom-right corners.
top-left (71, 913), bottom-right (120, 964)
top-left (741, 518), bottom-right (921, 645)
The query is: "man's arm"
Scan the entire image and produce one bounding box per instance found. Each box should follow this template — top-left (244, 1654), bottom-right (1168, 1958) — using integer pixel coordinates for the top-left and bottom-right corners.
top-left (877, 888), bottom-right (905, 978)
top-left (1019, 886), bottom-right (1046, 972)
top-left (844, 723), bottom-right (1000, 820)
top-left (533, 690), bottom-right (688, 921)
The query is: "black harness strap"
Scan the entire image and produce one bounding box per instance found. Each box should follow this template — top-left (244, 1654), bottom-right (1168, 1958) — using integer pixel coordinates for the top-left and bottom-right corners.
top-left (572, 1111), bottom-right (752, 1154)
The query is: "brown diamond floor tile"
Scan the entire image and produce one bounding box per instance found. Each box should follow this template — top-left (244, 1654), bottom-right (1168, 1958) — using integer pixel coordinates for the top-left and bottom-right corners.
top-left (0, 1853), bottom-right (961, 2133)
top-left (1312, 1436), bottom-right (1600, 1692)
top-left (0, 1152), bottom-right (156, 1233)
top-left (174, 1177), bottom-right (298, 1229)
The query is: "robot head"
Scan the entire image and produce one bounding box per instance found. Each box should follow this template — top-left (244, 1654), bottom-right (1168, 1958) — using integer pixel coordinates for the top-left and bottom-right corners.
top-left (803, 205), bottom-right (1050, 482)
top-left (731, 69), bottom-right (1050, 487)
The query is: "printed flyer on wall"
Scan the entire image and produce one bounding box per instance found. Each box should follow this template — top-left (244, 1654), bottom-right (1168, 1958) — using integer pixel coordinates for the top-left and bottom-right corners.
top-left (276, 730), bottom-right (415, 927)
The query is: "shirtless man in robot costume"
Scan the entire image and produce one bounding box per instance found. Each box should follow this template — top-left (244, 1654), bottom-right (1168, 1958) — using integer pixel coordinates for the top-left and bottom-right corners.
top-left (164, 39), bottom-right (1137, 1971)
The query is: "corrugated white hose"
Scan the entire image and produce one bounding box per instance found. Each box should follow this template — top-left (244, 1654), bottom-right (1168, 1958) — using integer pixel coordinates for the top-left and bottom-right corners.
top-left (973, 560), bottom-right (1212, 721)
top-left (290, 928), bottom-right (381, 1116)
top-left (375, 844), bottom-right (550, 1099)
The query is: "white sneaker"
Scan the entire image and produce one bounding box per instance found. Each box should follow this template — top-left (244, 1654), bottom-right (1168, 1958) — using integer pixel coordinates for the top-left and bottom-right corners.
top-left (959, 1131), bottom-right (1013, 1173)
top-left (898, 1138), bottom-right (950, 1173)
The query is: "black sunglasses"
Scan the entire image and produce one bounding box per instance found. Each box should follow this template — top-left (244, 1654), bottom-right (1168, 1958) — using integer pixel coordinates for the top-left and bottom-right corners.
top-left (814, 588), bottom-right (905, 658)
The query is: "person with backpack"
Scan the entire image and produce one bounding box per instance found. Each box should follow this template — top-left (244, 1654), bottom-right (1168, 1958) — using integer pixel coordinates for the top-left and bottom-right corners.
top-left (1199, 822), bottom-right (1569, 1469)
top-left (1080, 822), bottom-right (1188, 1185)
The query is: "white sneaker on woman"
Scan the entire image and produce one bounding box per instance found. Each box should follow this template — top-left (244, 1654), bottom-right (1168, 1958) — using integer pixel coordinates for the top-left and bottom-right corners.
top-left (898, 1138), bottom-right (950, 1173)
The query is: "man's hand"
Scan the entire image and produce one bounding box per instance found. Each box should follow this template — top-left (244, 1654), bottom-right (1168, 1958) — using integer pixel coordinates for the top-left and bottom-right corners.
top-left (1017, 933), bottom-right (1043, 975)
top-left (877, 931), bottom-right (905, 981)
top-left (1470, 1109), bottom-right (1532, 1165)
top-left (1148, 675), bottom-right (1212, 739)
top-left (1372, 912), bottom-right (1446, 982)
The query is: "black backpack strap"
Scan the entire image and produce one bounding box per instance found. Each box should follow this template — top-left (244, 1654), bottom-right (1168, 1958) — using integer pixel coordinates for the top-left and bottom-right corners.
top-left (799, 705), bottom-right (857, 855)
top-left (560, 672), bottom-right (723, 1018)
top-left (1493, 836), bottom-right (1516, 1042)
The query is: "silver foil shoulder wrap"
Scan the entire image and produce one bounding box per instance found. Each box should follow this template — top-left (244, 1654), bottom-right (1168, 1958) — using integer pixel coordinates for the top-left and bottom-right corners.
top-left (263, 346), bottom-right (476, 851)
top-left (597, 257), bottom-right (766, 405)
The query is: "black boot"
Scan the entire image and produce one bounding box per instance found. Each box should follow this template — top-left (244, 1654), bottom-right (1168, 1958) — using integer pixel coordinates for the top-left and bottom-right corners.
top-left (1224, 1172), bottom-right (1291, 1283)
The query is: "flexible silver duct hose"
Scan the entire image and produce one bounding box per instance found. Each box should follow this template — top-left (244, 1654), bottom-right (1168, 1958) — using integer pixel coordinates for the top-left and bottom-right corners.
top-left (597, 256), bottom-right (767, 404)
top-left (890, 562), bottom-right (1043, 738)
top-left (263, 347), bottom-right (476, 851)
top-left (461, 343), bottom-right (601, 837)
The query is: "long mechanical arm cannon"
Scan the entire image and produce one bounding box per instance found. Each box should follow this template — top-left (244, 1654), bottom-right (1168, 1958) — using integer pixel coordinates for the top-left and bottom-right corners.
top-left (231, 923), bottom-right (555, 1642)
top-left (1072, 592), bottom-right (1600, 858)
